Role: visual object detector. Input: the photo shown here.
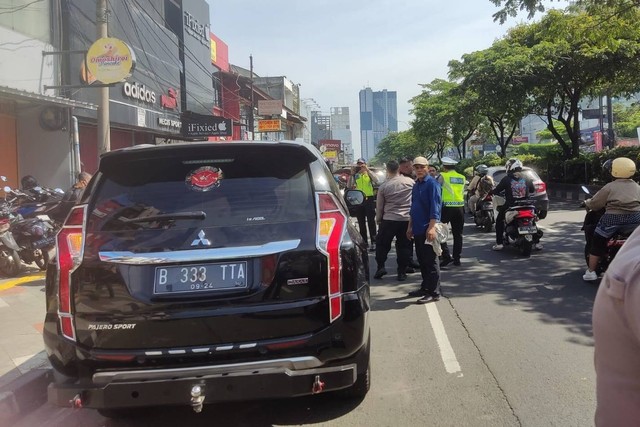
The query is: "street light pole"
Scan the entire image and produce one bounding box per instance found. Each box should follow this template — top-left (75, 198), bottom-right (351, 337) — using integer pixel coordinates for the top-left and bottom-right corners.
top-left (97, 0), bottom-right (110, 156)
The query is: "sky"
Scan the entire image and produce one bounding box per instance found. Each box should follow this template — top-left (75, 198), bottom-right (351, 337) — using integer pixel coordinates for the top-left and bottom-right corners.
top-left (208, 0), bottom-right (553, 157)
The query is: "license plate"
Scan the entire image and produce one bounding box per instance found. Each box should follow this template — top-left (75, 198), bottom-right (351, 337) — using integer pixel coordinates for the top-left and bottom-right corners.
top-left (518, 226), bottom-right (537, 234)
top-left (154, 262), bottom-right (248, 295)
top-left (33, 236), bottom-right (55, 249)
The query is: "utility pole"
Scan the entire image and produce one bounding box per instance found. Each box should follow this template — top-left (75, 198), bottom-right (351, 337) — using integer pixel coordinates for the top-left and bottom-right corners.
top-left (606, 92), bottom-right (615, 149)
top-left (97, 0), bottom-right (110, 156)
top-left (249, 54), bottom-right (255, 140)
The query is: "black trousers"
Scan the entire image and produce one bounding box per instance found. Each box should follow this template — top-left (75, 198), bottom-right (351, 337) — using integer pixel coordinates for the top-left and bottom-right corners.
top-left (440, 206), bottom-right (464, 261)
top-left (356, 196), bottom-right (377, 245)
top-left (495, 206), bottom-right (506, 244)
top-left (414, 235), bottom-right (441, 297)
top-left (375, 220), bottom-right (412, 271)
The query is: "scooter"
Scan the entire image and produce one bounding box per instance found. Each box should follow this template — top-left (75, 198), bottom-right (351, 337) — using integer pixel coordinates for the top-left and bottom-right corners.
top-left (580, 185), bottom-right (632, 274)
top-left (473, 194), bottom-right (495, 232)
top-left (495, 195), bottom-right (542, 257)
top-left (0, 191), bottom-right (21, 277)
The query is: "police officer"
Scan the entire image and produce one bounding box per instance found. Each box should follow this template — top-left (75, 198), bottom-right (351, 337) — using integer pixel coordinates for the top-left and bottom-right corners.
top-left (348, 158), bottom-right (379, 251)
top-left (439, 157), bottom-right (465, 266)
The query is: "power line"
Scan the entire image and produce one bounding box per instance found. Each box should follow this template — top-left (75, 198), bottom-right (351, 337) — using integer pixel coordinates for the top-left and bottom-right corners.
top-left (0, 0), bottom-right (44, 14)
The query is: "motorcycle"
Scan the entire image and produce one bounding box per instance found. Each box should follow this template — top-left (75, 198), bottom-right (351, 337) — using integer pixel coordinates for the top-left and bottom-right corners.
top-left (0, 190), bottom-right (21, 277)
top-left (495, 195), bottom-right (542, 257)
top-left (472, 194), bottom-right (495, 232)
top-left (580, 185), bottom-right (632, 275)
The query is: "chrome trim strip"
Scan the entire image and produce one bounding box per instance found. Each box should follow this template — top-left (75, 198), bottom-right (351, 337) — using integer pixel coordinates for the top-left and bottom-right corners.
top-left (239, 343), bottom-right (257, 349)
top-left (98, 239), bottom-right (301, 265)
top-left (215, 345), bottom-right (233, 351)
top-left (92, 356), bottom-right (324, 384)
top-left (145, 351), bottom-right (162, 356)
top-left (192, 348), bottom-right (210, 353)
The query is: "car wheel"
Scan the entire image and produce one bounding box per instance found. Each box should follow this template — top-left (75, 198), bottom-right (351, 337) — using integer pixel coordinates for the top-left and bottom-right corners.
top-left (538, 210), bottom-right (547, 220)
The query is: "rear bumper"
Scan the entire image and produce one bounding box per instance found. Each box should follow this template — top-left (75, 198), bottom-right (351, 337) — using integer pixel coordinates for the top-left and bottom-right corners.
top-left (48, 356), bottom-right (358, 409)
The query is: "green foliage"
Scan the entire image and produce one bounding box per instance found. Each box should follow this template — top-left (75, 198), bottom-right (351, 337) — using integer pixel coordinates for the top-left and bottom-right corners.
top-left (371, 130), bottom-right (422, 164)
top-left (511, 142), bottom-right (562, 158)
top-left (613, 103), bottom-right (640, 138)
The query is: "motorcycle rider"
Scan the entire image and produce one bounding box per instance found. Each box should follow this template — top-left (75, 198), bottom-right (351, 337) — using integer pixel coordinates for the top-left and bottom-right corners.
top-left (467, 164), bottom-right (494, 214)
top-left (490, 158), bottom-right (537, 251)
top-left (583, 157), bottom-right (640, 282)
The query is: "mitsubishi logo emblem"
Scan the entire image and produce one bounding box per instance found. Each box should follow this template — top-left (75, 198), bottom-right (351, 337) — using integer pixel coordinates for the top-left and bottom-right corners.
top-left (191, 230), bottom-right (211, 247)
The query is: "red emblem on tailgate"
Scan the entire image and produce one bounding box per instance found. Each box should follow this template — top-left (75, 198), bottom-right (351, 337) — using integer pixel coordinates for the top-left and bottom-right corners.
top-left (186, 166), bottom-right (223, 192)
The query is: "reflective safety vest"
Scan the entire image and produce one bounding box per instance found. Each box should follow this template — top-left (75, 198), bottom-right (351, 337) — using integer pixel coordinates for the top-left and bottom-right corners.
top-left (354, 173), bottom-right (375, 197)
top-left (440, 170), bottom-right (465, 207)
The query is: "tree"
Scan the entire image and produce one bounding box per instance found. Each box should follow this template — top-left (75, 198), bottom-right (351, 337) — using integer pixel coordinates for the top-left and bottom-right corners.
top-left (505, 8), bottom-right (640, 158)
top-left (448, 40), bottom-right (533, 158)
top-left (372, 130), bottom-right (422, 164)
top-left (489, 0), bottom-right (640, 23)
top-left (613, 103), bottom-right (640, 138)
top-left (410, 80), bottom-right (454, 161)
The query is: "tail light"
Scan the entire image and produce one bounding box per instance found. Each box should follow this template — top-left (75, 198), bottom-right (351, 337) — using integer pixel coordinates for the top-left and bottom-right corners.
top-left (316, 193), bottom-right (347, 323)
top-left (534, 181), bottom-right (547, 194)
top-left (56, 205), bottom-right (87, 341)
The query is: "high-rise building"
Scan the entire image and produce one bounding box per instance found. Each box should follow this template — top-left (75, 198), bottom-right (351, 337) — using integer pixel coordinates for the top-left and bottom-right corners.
top-left (330, 107), bottom-right (354, 164)
top-left (310, 110), bottom-right (331, 145)
top-left (359, 88), bottom-right (397, 160)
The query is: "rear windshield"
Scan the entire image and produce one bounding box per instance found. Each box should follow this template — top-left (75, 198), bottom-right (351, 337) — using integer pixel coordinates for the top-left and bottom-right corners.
top-left (87, 148), bottom-right (315, 232)
top-left (492, 169), bottom-right (541, 184)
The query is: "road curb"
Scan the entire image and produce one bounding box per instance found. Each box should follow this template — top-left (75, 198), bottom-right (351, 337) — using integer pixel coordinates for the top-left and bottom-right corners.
top-left (0, 273), bottom-right (46, 292)
top-left (0, 368), bottom-right (51, 425)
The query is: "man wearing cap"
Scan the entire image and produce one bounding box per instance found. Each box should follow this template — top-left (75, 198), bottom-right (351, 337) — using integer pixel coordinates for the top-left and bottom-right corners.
top-left (407, 156), bottom-right (442, 304)
top-left (439, 157), bottom-right (466, 266)
top-left (348, 158), bottom-right (379, 251)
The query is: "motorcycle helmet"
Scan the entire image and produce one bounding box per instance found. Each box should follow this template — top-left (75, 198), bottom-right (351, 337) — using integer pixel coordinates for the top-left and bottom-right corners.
top-left (611, 157), bottom-right (637, 179)
top-left (505, 159), bottom-right (523, 174)
top-left (475, 164), bottom-right (488, 176)
top-left (21, 175), bottom-right (38, 190)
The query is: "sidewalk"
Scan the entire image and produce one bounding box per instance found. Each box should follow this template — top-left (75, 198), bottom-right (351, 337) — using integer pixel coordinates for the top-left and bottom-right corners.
top-left (0, 267), bottom-right (51, 424)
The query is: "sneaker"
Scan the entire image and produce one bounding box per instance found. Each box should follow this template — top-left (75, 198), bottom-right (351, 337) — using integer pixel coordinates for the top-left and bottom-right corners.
top-left (492, 244), bottom-right (504, 251)
top-left (534, 243), bottom-right (543, 251)
top-left (407, 289), bottom-right (427, 297)
top-left (453, 259), bottom-right (461, 266)
top-left (417, 295), bottom-right (440, 304)
top-left (583, 269), bottom-right (598, 282)
top-left (397, 273), bottom-right (407, 281)
top-left (440, 258), bottom-right (452, 267)
top-left (373, 267), bottom-right (387, 279)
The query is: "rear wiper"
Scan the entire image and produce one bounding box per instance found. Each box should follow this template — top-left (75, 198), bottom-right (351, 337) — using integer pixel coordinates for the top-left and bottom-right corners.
top-left (120, 211), bottom-right (206, 223)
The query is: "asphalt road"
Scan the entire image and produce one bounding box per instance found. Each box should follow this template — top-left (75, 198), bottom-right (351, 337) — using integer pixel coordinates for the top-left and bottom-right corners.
top-left (14, 201), bottom-right (597, 427)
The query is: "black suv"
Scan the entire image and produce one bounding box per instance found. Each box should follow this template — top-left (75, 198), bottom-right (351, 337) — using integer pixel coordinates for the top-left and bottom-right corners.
top-left (44, 141), bottom-right (371, 416)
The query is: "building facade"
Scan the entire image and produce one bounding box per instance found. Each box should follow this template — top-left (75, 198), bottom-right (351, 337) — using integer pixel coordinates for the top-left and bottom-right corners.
top-left (330, 107), bottom-right (353, 164)
top-left (310, 111), bottom-right (331, 145)
top-left (359, 88), bottom-right (397, 160)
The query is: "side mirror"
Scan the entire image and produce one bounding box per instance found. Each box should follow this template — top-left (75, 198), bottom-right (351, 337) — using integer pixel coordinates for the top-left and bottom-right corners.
top-left (0, 176), bottom-right (7, 182)
top-left (54, 188), bottom-right (65, 194)
top-left (344, 189), bottom-right (365, 206)
top-left (581, 185), bottom-right (590, 195)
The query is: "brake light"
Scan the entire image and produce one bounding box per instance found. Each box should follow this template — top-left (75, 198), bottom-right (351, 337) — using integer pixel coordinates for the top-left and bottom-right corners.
top-left (316, 193), bottom-right (347, 322)
top-left (56, 205), bottom-right (87, 341)
top-left (534, 181), bottom-right (547, 193)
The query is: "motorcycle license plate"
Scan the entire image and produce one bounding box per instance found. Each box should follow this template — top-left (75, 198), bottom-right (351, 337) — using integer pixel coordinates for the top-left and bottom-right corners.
top-left (33, 236), bottom-right (55, 249)
top-left (518, 226), bottom-right (537, 234)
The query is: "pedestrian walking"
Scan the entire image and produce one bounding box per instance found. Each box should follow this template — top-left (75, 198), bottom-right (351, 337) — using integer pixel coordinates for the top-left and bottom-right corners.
top-left (592, 225), bottom-right (640, 426)
top-left (406, 156), bottom-right (442, 304)
top-left (374, 160), bottom-right (414, 281)
top-left (439, 157), bottom-right (465, 266)
top-left (348, 158), bottom-right (379, 252)
top-left (399, 157), bottom-right (421, 272)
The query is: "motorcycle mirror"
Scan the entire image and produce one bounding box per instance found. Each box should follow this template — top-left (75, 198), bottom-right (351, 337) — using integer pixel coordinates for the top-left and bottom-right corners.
top-left (33, 186), bottom-right (43, 192)
top-left (0, 176), bottom-right (6, 182)
top-left (3, 186), bottom-right (11, 193)
top-left (581, 185), bottom-right (590, 195)
top-left (54, 188), bottom-right (64, 194)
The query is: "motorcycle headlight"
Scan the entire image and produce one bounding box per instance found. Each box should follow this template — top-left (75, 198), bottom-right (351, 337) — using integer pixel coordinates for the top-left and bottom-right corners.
top-left (30, 224), bottom-right (45, 236)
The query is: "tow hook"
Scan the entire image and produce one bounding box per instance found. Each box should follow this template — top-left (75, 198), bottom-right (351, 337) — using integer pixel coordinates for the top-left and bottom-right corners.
top-left (312, 375), bottom-right (325, 394)
top-left (70, 393), bottom-right (83, 409)
top-left (190, 385), bottom-right (205, 413)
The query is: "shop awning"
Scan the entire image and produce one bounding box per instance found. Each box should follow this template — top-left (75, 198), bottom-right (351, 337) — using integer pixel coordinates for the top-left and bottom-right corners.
top-left (0, 86), bottom-right (97, 110)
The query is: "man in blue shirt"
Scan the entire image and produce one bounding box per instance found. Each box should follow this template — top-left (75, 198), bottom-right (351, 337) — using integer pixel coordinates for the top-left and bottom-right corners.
top-left (406, 156), bottom-right (442, 304)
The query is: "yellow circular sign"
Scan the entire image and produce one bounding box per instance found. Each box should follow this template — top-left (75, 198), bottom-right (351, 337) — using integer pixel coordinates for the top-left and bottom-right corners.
top-left (86, 37), bottom-right (135, 84)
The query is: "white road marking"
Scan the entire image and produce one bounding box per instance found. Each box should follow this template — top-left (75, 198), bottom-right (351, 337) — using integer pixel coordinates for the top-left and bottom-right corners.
top-left (425, 303), bottom-right (462, 375)
top-left (0, 298), bottom-right (8, 308)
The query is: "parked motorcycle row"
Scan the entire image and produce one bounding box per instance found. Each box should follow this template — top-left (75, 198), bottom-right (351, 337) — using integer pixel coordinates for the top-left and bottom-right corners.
top-left (0, 176), bottom-right (64, 277)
